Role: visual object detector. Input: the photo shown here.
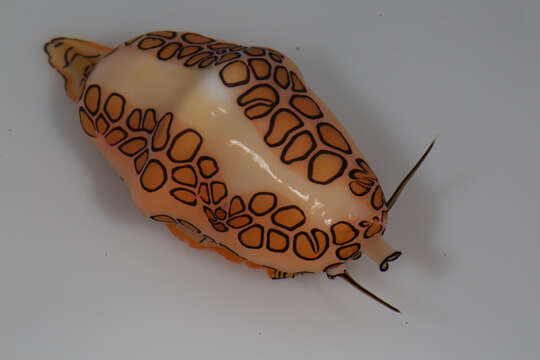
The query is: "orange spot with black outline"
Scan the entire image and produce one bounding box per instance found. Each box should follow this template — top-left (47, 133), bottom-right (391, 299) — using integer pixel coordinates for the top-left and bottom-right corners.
top-left (216, 52), bottom-right (241, 65)
top-left (212, 222), bottom-right (228, 232)
top-left (317, 123), bottom-right (351, 154)
top-left (105, 127), bottom-right (127, 145)
top-left (267, 229), bottom-right (289, 252)
top-left (366, 223), bottom-right (383, 238)
top-left (177, 218), bottom-right (201, 233)
top-left (220, 60), bottom-right (250, 87)
top-left (281, 130), bottom-right (316, 164)
top-left (152, 112), bottom-right (172, 151)
top-left (268, 51), bottom-right (283, 63)
top-left (104, 93), bottom-right (125, 122)
top-left (227, 215), bottom-right (253, 229)
top-left (199, 183), bottom-right (210, 204)
top-left (84, 85), bottom-right (100, 115)
top-left (331, 222), bottom-right (359, 245)
top-left (151, 215), bottom-right (176, 223)
top-left (172, 165), bottom-right (198, 187)
top-left (170, 188), bottom-right (197, 206)
top-left (119, 137), bottom-right (147, 156)
top-left (215, 207), bottom-right (227, 220)
top-left (336, 243), bottom-right (361, 260)
top-left (157, 42), bottom-right (181, 60)
top-left (197, 156), bottom-right (219, 178)
top-left (95, 114), bottom-right (109, 134)
top-left (142, 109), bottom-right (156, 132)
top-left (182, 33), bottom-right (214, 44)
top-left (249, 192), bottom-right (277, 216)
top-left (178, 45), bottom-right (201, 58)
top-left (138, 37), bottom-right (165, 49)
top-left (79, 107), bottom-right (96, 137)
top-left (167, 129), bottom-right (202, 163)
top-left (199, 56), bottom-right (217, 68)
top-left (203, 206), bottom-right (217, 222)
top-left (148, 30), bottom-right (177, 39)
top-left (349, 173), bottom-right (375, 185)
top-left (245, 105), bottom-right (270, 119)
top-left (126, 109), bottom-right (142, 131)
top-left (293, 230), bottom-right (329, 260)
top-left (271, 206), bottom-right (305, 231)
top-left (349, 181), bottom-right (370, 196)
top-left (248, 58), bottom-right (271, 79)
top-left (210, 181), bottom-right (227, 204)
top-left (290, 71), bottom-right (306, 92)
top-left (355, 159), bottom-right (376, 176)
top-left (238, 84), bottom-right (278, 106)
top-left (244, 47), bottom-right (265, 56)
top-left (274, 66), bottom-right (289, 89)
top-left (140, 159), bottom-right (167, 192)
top-left (185, 51), bottom-right (213, 67)
top-left (134, 150), bottom-right (148, 174)
top-left (265, 109), bottom-right (303, 147)
top-left (371, 185), bottom-right (385, 210)
top-left (290, 95), bottom-right (322, 119)
top-left (238, 224), bottom-right (264, 249)
top-left (228, 196), bottom-right (245, 216)
top-left (308, 150), bottom-right (346, 184)
top-left (237, 84), bottom-right (278, 119)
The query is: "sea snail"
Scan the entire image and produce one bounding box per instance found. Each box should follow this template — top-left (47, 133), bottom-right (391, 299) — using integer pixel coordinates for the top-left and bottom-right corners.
top-left (44, 31), bottom-right (434, 312)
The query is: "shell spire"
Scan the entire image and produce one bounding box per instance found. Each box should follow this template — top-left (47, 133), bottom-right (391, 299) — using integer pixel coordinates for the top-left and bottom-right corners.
top-left (44, 37), bottom-right (113, 102)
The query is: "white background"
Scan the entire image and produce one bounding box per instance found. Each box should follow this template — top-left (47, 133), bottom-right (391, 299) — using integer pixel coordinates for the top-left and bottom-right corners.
top-left (1, 0), bottom-right (539, 359)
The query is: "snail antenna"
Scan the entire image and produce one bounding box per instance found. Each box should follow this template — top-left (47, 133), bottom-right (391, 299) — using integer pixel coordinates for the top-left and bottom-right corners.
top-left (387, 137), bottom-right (437, 211)
top-left (331, 270), bottom-right (400, 313)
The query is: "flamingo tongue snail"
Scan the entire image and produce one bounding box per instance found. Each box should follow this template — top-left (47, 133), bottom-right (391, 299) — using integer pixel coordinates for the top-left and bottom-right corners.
top-left (44, 31), bottom-right (434, 312)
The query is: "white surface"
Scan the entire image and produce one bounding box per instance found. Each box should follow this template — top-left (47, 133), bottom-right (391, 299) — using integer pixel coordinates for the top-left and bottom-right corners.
top-left (1, 0), bottom-right (539, 359)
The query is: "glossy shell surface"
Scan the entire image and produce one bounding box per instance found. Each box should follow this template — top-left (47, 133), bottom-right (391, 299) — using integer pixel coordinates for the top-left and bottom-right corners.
top-left (48, 31), bottom-right (393, 276)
